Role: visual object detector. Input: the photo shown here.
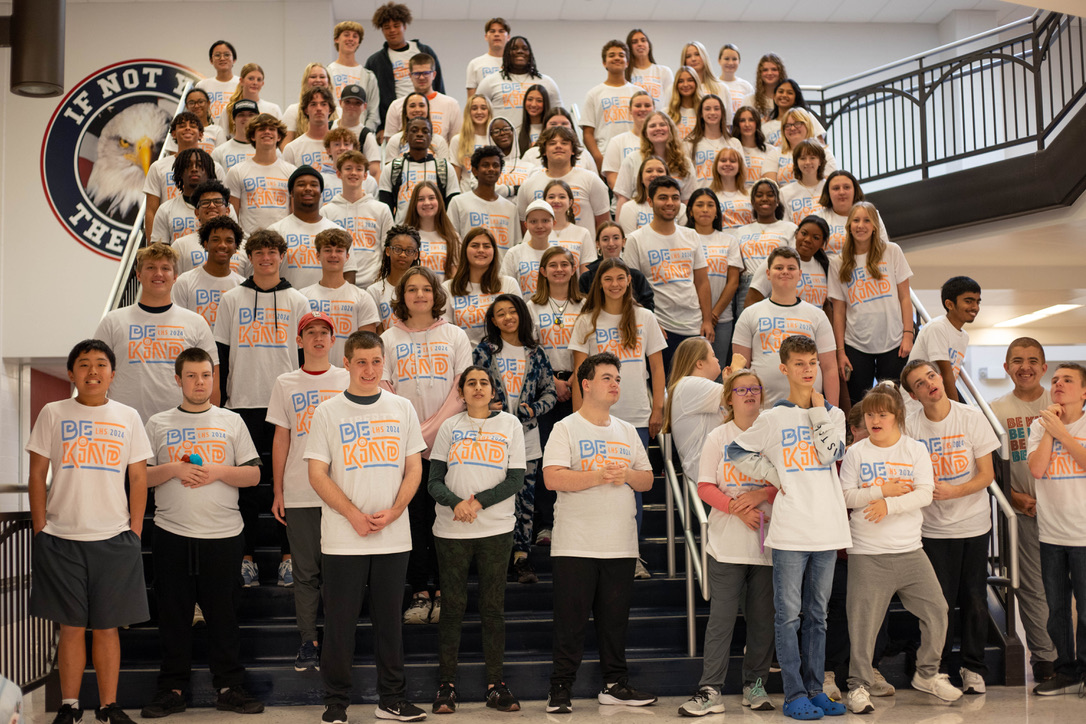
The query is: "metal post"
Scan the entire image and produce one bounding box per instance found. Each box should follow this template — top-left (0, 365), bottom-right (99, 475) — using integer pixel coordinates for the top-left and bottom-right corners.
top-left (664, 435), bottom-right (676, 578)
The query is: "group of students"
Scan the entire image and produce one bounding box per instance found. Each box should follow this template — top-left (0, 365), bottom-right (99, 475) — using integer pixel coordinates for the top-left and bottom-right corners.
top-left (29, 4), bottom-right (1086, 724)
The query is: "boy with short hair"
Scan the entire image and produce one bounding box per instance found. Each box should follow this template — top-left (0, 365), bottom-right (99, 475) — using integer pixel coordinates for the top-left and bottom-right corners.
top-left (300, 228), bottom-right (380, 363)
top-left (211, 99), bottom-right (260, 172)
top-left (383, 54), bottom-right (461, 142)
top-left (465, 18), bottom-right (509, 98)
top-left (901, 359), bottom-right (1000, 695)
top-left (28, 339), bottom-right (153, 724)
top-left (1027, 363), bottom-right (1086, 695)
top-left (144, 112), bottom-right (210, 237)
top-left (305, 330), bottom-right (427, 723)
top-left (378, 117), bottom-right (458, 222)
top-left (323, 125), bottom-right (381, 191)
top-left (282, 87), bottom-right (338, 171)
top-left (327, 20), bottom-right (381, 132)
top-left (446, 145), bottom-right (520, 253)
top-left (225, 113), bottom-right (297, 235)
top-left (173, 180), bottom-right (250, 276)
top-left (139, 348), bottom-right (263, 718)
top-left (366, 2), bottom-right (445, 137)
top-left (268, 165), bottom-right (341, 290)
top-left (321, 150), bottom-right (393, 288)
top-left (729, 335), bottom-right (850, 720)
top-left (171, 215), bottom-right (246, 331)
top-left (908, 276), bottom-right (981, 402)
top-left (581, 40), bottom-right (641, 172)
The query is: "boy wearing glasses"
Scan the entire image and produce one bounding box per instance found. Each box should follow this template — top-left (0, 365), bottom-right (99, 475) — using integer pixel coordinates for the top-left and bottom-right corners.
top-left (382, 54), bottom-right (462, 142)
top-left (173, 181), bottom-right (251, 276)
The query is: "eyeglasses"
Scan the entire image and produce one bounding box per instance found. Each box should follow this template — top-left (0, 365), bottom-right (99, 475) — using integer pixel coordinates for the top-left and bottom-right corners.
top-left (732, 385), bottom-right (763, 396)
top-left (389, 246), bottom-right (419, 256)
top-left (783, 122), bottom-right (807, 131)
top-left (196, 198), bottom-right (227, 209)
top-left (212, 53), bottom-right (233, 60)
top-left (410, 70), bottom-right (435, 79)
top-left (490, 126), bottom-right (513, 135)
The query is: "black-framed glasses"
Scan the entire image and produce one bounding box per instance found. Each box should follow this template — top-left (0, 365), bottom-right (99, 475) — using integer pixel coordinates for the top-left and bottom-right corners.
top-left (389, 245), bottom-right (419, 257)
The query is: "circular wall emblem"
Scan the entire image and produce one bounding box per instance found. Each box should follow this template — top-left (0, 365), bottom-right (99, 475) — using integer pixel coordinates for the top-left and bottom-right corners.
top-left (40, 60), bottom-right (200, 259)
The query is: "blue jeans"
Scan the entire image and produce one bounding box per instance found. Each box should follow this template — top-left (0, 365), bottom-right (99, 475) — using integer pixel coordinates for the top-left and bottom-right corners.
top-left (773, 548), bottom-right (837, 703)
top-left (1039, 542), bottom-right (1086, 677)
top-left (711, 319), bottom-right (733, 370)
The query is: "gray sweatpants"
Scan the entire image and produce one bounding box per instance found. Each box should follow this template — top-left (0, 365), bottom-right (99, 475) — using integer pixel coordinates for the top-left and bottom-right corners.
top-left (699, 556), bottom-right (775, 690)
top-left (846, 550), bottom-right (947, 690)
top-left (1016, 513), bottom-right (1057, 664)
top-left (285, 506), bottom-right (322, 643)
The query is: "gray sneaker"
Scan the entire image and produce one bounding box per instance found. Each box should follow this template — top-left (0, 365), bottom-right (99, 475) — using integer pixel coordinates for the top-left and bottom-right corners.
top-left (869, 669), bottom-right (895, 697)
top-left (743, 677), bottom-right (774, 711)
top-left (678, 687), bottom-right (725, 717)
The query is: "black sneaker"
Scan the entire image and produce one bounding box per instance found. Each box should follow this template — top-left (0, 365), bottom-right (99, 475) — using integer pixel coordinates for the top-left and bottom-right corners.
top-left (295, 640), bottom-right (321, 671)
top-left (485, 683), bottom-right (520, 712)
top-left (215, 686), bottom-right (265, 714)
top-left (513, 557), bottom-right (538, 584)
top-left (433, 683), bottom-right (457, 714)
top-left (547, 683), bottom-right (573, 714)
top-left (322, 704), bottom-right (348, 724)
top-left (1033, 671), bottom-right (1083, 696)
top-left (1033, 660), bottom-right (1056, 682)
top-left (598, 679), bottom-right (658, 706)
top-left (94, 703), bottom-right (135, 723)
top-left (140, 690), bottom-right (187, 718)
top-left (376, 699), bottom-right (426, 721)
top-left (51, 704), bottom-right (83, 724)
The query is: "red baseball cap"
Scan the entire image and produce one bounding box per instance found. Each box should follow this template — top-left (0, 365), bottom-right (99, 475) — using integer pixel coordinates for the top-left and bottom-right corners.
top-left (298, 311), bottom-right (335, 337)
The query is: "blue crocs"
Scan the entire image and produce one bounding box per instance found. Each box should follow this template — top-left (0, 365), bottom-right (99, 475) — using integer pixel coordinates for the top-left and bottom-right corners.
top-left (810, 693), bottom-right (846, 716)
top-left (783, 696), bottom-right (824, 720)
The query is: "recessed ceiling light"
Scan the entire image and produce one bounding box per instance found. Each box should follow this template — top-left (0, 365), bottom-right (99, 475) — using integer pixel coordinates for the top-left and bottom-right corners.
top-left (993, 304), bottom-right (1082, 328)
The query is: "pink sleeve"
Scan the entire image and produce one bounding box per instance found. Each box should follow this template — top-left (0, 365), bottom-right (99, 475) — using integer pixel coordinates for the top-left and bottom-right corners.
top-left (419, 386), bottom-right (467, 458)
top-left (698, 481), bottom-right (731, 513)
top-left (766, 486), bottom-right (779, 504)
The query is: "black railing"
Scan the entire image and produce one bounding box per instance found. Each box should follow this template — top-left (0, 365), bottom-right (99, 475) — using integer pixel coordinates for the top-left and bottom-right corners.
top-left (805, 11), bottom-right (1086, 185)
top-left (0, 512), bottom-right (57, 691)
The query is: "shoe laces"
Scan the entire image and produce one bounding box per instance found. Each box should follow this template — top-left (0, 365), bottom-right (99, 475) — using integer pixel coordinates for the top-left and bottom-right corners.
top-left (692, 688), bottom-right (714, 704)
top-left (749, 678), bottom-right (767, 697)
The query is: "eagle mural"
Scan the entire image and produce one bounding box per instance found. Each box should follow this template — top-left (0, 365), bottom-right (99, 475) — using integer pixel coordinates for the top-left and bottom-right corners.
top-left (86, 102), bottom-right (170, 223)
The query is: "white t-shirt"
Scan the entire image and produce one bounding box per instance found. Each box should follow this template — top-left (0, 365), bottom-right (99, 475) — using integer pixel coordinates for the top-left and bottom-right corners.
top-left (687, 136), bottom-right (743, 188)
top-left (301, 281), bottom-right (381, 363)
top-left (442, 276), bottom-right (522, 346)
top-left (742, 145), bottom-right (782, 189)
top-left (909, 315), bottom-right (969, 383)
top-left (827, 242), bottom-right (913, 354)
top-left (542, 411), bottom-right (652, 558)
top-left (721, 78), bottom-right (755, 114)
top-left (500, 242), bottom-right (548, 295)
top-left (225, 158), bottom-right (297, 234)
top-left (990, 388), bottom-right (1052, 499)
top-left (143, 156), bottom-right (227, 203)
top-left (418, 230), bottom-right (455, 282)
top-left (215, 99), bottom-right (281, 132)
top-left (378, 155), bottom-right (458, 222)
top-left (780, 181), bottom-right (826, 226)
top-left (94, 305), bottom-right (218, 423)
top-left (815, 207), bottom-right (891, 257)
top-left (384, 91), bottom-right (462, 141)
top-left (517, 167), bottom-right (609, 237)
top-left (385, 41), bottom-right (421, 100)
top-left (214, 284), bottom-right (312, 409)
top-left (734, 220), bottom-right (799, 276)
top-left (675, 107), bottom-right (697, 139)
top-left (172, 233), bottom-right (251, 278)
top-left (381, 133), bottom-right (451, 165)
top-left (146, 406), bottom-right (259, 539)
top-left (266, 366), bottom-right (351, 508)
top-left (431, 410), bottom-right (525, 539)
top-left (616, 200), bottom-right (689, 236)
top-left (630, 64), bottom-right (674, 109)
top-left (729, 402), bottom-right (851, 551)
top-left (380, 321), bottom-right (473, 425)
top-left (716, 189), bottom-right (754, 229)
top-left (671, 376), bottom-right (725, 482)
top-left (368, 279), bottom-right (398, 329)
top-left (698, 421), bottom-right (773, 566)
top-left (474, 72), bottom-right (563, 134)
top-left (614, 152), bottom-right (697, 202)
top-left (268, 214), bottom-right (341, 290)
top-left (601, 131), bottom-right (642, 176)
top-left (550, 225), bottom-right (597, 269)
top-left (1028, 413), bottom-right (1086, 546)
top-left (569, 307), bottom-right (666, 427)
top-left (303, 390), bottom-right (426, 554)
top-left (211, 137), bottom-right (257, 172)
top-left (26, 398), bottom-right (152, 541)
top-left (319, 193), bottom-right (393, 288)
top-left (447, 192), bottom-right (520, 253)
top-left (493, 344), bottom-right (542, 459)
top-left (581, 82), bottom-right (642, 154)
top-left (327, 61), bottom-right (381, 131)
top-left (906, 401), bottom-right (1000, 539)
top-left (624, 225), bottom-right (708, 336)
top-left (165, 124), bottom-right (227, 155)
top-left (732, 298), bottom-right (836, 406)
top-left (281, 135), bottom-right (334, 174)
top-left (465, 54), bottom-right (503, 91)
top-left (171, 266), bottom-right (245, 331)
top-left (700, 230), bottom-right (743, 324)
top-left (196, 76), bottom-right (239, 122)
top-left (529, 299), bottom-right (585, 373)
top-left (749, 256), bottom-right (829, 308)
top-left (840, 436), bottom-right (935, 555)
top-left (150, 196), bottom-right (197, 245)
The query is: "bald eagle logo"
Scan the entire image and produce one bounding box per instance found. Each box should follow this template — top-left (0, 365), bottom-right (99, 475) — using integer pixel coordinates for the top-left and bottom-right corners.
top-left (41, 60), bottom-right (200, 259)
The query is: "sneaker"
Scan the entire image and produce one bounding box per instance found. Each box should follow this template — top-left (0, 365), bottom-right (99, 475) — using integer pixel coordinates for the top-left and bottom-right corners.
top-left (51, 704), bottom-right (83, 724)
top-left (633, 558), bottom-right (651, 579)
top-left (809, 692), bottom-right (845, 716)
top-left (94, 704), bottom-right (135, 723)
top-left (822, 671), bottom-right (841, 700)
top-left (429, 595), bottom-right (441, 624)
top-left (846, 687), bottom-right (874, 715)
top-left (782, 696), bottom-right (824, 720)
top-left (678, 686), bottom-right (725, 716)
top-left (546, 683), bottom-right (572, 714)
top-left (598, 679), bottom-right (657, 706)
top-left (192, 603), bottom-right (205, 627)
top-left (322, 704), bottom-right (347, 724)
top-left (375, 700), bottom-right (426, 721)
top-left (403, 595), bottom-right (431, 624)
top-left (278, 559), bottom-right (294, 587)
top-left (513, 557), bottom-right (538, 584)
top-left (912, 672), bottom-right (963, 702)
top-left (432, 683), bottom-right (457, 714)
top-left (485, 683), bottom-right (520, 712)
top-left (743, 678), bottom-right (774, 710)
top-left (960, 667), bottom-right (985, 695)
top-left (215, 686), bottom-right (264, 714)
top-left (535, 528), bottom-right (552, 545)
top-left (241, 559), bottom-right (259, 587)
top-left (295, 640), bottom-right (320, 671)
top-left (869, 669), bottom-right (895, 697)
top-left (140, 690), bottom-right (186, 718)
top-left (1033, 671), bottom-right (1082, 696)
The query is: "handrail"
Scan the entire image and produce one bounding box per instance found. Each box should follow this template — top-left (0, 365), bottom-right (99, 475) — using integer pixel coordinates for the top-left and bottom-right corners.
top-left (0, 513), bottom-right (58, 691)
top-left (101, 82), bottom-right (193, 318)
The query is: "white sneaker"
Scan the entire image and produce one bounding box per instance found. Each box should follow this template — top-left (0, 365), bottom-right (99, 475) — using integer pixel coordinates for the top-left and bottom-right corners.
top-left (192, 603), bottom-right (205, 626)
top-left (847, 687), bottom-right (874, 714)
top-left (869, 669), bottom-right (895, 696)
top-left (960, 667), bottom-right (986, 695)
top-left (823, 671), bottom-right (842, 700)
top-left (912, 672), bottom-right (963, 702)
top-left (677, 687), bottom-right (725, 717)
top-left (402, 596), bottom-right (431, 625)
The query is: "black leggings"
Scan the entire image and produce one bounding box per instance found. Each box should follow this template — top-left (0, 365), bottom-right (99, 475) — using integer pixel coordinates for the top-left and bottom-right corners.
top-left (844, 344), bottom-right (908, 406)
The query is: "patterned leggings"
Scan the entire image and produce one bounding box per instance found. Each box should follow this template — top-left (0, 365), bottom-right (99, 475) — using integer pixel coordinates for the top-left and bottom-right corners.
top-left (512, 459), bottom-right (541, 556)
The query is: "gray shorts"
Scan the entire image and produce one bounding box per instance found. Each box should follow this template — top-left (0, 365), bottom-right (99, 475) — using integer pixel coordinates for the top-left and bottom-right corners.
top-left (31, 530), bottom-right (149, 629)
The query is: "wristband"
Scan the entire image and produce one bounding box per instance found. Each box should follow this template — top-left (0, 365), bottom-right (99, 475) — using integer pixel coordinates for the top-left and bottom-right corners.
top-left (903, 330), bottom-right (915, 336)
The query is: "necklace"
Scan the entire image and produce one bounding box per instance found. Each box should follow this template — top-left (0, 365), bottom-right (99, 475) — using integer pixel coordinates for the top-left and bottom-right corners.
top-left (466, 411), bottom-right (488, 454)
top-left (548, 298), bottom-right (570, 327)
